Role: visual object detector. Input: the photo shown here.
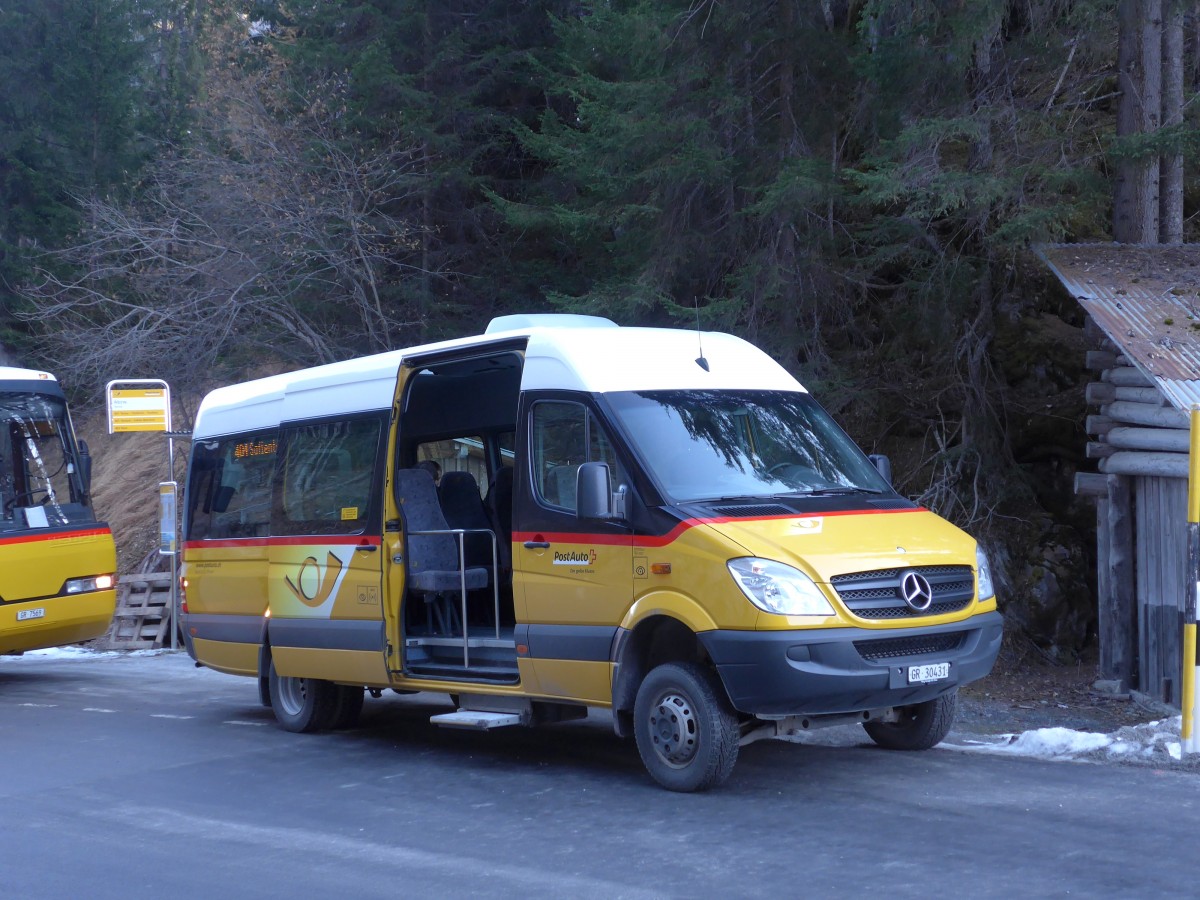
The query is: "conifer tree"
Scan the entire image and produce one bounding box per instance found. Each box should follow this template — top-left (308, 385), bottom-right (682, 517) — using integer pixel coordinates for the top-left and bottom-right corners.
top-left (0, 0), bottom-right (179, 344)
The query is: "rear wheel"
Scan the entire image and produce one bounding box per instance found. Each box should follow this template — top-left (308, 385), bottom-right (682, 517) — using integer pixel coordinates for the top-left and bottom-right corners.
top-left (267, 659), bottom-right (337, 733)
top-left (633, 661), bottom-right (739, 793)
top-left (329, 685), bottom-right (365, 730)
top-left (864, 690), bottom-right (957, 751)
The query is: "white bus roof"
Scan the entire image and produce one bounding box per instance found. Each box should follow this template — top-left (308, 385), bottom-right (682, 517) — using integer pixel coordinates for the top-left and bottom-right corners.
top-left (0, 366), bottom-right (59, 385)
top-left (192, 317), bottom-right (805, 439)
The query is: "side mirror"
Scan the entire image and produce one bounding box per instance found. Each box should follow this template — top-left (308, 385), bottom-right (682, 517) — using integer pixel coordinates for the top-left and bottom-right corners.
top-left (868, 454), bottom-right (892, 486)
top-left (77, 439), bottom-right (93, 492)
top-left (576, 462), bottom-right (613, 520)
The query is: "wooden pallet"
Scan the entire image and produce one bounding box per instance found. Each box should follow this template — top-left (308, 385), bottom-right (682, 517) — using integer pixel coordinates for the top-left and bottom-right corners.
top-left (92, 571), bottom-right (176, 650)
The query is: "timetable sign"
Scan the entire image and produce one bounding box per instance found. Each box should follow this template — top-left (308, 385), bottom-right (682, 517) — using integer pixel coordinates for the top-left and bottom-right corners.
top-left (107, 382), bottom-right (171, 433)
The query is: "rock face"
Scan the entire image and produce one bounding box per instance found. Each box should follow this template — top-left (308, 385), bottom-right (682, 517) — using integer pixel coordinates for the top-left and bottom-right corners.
top-left (989, 288), bottom-right (1096, 660)
top-left (1007, 523), bottom-right (1095, 660)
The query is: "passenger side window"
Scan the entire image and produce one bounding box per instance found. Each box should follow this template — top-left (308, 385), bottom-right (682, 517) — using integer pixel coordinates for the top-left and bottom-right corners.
top-left (415, 436), bottom-right (488, 495)
top-left (186, 432), bottom-right (277, 540)
top-left (275, 417), bottom-right (384, 535)
top-left (531, 401), bottom-right (623, 512)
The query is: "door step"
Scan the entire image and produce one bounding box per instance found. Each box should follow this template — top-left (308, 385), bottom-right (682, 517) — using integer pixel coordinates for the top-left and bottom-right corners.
top-left (406, 662), bottom-right (519, 680)
top-left (430, 710), bottom-right (523, 730)
top-left (406, 635), bottom-right (516, 650)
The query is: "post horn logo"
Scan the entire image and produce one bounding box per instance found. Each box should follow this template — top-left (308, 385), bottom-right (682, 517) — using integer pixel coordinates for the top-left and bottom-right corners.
top-left (285, 551), bottom-right (344, 608)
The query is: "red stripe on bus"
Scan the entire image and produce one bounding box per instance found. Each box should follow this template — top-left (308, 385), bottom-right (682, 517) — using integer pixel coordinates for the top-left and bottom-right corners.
top-left (183, 534), bottom-right (382, 551)
top-left (0, 527), bottom-right (113, 547)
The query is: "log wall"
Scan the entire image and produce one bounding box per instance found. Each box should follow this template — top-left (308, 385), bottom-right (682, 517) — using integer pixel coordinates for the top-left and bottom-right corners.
top-left (1081, 329), bottom-right (1190, 703)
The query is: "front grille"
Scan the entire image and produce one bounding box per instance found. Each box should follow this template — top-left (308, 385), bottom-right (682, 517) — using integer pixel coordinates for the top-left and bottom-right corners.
top-left (854, 632), bottom-right (965, 662)
top-left (830, 565), bottom-right (974, 620)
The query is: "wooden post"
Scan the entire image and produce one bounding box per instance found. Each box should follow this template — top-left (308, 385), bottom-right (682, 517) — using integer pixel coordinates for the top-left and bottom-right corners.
top-left (1096, 493), bottom-right (1113, 680)
top-left (1103, 475), bottom-right (1136, 692)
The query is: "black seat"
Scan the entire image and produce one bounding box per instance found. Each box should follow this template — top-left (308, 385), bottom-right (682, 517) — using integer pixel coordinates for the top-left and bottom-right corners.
top-left (396, 469), bottom-right (488, 635)
top-left (438, 471), bottom-right (495, 570)
top-left (485, 466), bottom-right (514, 572)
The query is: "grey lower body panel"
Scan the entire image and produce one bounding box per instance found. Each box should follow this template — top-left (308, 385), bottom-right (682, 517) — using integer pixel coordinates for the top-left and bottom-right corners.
top-left (183, 613), bottom-right (384, 654)
top-left (269, 617), bottom-right (385, 652)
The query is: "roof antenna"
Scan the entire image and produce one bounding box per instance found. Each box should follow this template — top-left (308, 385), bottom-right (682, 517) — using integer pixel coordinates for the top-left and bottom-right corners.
top-left (694, 298), bottom-right (709, 372)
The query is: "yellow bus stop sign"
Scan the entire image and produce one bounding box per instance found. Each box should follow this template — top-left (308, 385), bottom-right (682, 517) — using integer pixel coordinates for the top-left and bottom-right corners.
top-left (107, 380), bottom-right (171, 433)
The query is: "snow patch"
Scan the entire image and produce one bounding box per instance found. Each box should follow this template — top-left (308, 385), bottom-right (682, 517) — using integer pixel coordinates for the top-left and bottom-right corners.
top-left (7, 646), bottom-right (168, 662)
top-left (945, 715), bottom-right (1188, 766)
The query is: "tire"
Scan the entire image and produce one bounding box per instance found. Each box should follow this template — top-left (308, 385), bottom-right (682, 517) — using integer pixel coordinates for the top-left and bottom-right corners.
top-left (267, 658), bottom-right (337, 733)
top-left (864, 689), bottom-right (957, 751)
top-left (633, 661), bottom-right (739, 793)
top-left (329, 685), bottom-right (365, 730)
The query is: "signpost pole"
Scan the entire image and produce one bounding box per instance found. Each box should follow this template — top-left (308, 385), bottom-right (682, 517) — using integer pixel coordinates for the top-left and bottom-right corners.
top-left (106, 379), bottom-right (182, 651)
top-left (1183, 408), bottom-right (1200, 754)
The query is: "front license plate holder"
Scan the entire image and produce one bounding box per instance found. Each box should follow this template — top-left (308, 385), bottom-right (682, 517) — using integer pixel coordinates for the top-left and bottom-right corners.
top-left (908, 662), bottom-right (950, 684)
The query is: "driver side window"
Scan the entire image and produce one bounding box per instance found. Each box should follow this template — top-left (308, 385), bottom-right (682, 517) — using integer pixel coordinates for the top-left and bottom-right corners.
top-left (531, 401), bottom-right (623, 512)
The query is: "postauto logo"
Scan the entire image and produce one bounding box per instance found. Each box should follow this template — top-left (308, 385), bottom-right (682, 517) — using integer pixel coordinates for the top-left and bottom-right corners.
top-left (552, 548), bottom-right (597, 567)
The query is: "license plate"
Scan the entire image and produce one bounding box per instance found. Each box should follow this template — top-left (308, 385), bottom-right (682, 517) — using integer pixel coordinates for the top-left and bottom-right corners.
top-left (17, 608), bottom-right (45, 621)
top-left (908, 662), bottom-right (950, 684)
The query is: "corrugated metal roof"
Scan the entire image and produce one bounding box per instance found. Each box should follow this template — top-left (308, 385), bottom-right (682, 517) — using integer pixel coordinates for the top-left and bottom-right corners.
top-left (1036, 243), bottom-right (1200, 411)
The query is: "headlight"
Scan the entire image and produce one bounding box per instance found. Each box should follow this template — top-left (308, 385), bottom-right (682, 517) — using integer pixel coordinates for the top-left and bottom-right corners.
top-left (727, 558), bottom-right (834, 616)
top-left (975, 546), bottom-right (995, 601)
top-left (64, 574), bottom-right (115, 594)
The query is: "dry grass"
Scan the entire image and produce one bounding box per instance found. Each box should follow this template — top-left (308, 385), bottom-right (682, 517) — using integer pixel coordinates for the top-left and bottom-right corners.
top-left (76, 411), bottom-right (183, 574)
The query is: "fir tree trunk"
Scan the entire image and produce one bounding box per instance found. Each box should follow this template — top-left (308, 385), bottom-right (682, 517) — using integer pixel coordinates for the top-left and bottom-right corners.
top-left (420, 1), bottom-right (433, 339)
top-left (1115, 0), bottom-right (1163, 243)
top-left (1160, 1), bottom-right (1184, 244)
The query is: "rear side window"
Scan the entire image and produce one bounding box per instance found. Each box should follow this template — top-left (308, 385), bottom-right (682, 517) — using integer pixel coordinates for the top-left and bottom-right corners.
top-left (186, 431), bottom-right (278, 540)
top-left (274, 416), bottom-right (385, 536)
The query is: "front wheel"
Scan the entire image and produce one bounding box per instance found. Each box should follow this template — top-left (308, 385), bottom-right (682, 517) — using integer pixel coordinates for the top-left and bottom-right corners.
top-left (267, 658), bottom-right (337, 733)
top-left (633, 661), bottom-right (739, 792)
top-left (863, 690), bottom-right (957, 751)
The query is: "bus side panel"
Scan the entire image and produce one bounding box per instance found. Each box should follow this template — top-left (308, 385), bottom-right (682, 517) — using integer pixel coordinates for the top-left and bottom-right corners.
top-left (271, 646), bottom-right (390, 685)
top-left (518, 658), bottom-right (612, 705)
top-left (189, 635), bottom-right (260, 676)
top-left (182, 541), bottom-right (269, 675)
top-left (0, 528), bottom-right (117, 655)
top-left (267, 538), bottom-right (386, 680)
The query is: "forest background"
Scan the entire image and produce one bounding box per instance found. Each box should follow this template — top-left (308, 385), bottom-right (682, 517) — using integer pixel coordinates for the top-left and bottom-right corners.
top-left (1, 0), bottom-right (1198, 660)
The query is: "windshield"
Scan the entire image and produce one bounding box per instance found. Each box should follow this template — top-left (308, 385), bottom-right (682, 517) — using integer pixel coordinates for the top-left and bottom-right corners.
top-left (606, 389), bottom-right (891, 503)
top-left (0, 391), bottom-right (92, 530)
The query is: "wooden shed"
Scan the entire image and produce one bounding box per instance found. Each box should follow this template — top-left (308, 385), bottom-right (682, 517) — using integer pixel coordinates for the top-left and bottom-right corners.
top-left (1038, 243), bottom-right (1200, 704)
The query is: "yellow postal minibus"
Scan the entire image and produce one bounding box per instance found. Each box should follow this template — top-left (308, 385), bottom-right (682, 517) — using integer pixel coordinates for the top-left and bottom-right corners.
top-left (0, 367), bottom-right (117, 655)
top-left (181, 315), bottom-right (1001, 791)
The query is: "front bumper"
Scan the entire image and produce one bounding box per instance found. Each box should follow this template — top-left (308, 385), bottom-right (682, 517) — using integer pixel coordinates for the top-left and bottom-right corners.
top-left (0, 589), bottom-right (118, 655)
top-left (698, 611), bottom-right (1003, 717)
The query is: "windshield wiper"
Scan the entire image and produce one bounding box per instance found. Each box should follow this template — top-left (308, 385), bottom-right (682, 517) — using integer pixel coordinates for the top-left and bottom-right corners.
top-left (779, 486), bottom-right (886, 497)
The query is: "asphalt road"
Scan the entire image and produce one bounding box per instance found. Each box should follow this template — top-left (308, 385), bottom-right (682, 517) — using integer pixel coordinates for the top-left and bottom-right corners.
top-left (2, 651), bottom-right (1197, 899)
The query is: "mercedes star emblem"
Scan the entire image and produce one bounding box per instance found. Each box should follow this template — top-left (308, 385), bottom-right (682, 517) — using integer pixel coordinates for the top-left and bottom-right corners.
top-left (899, 570), bottom-right (934, 612)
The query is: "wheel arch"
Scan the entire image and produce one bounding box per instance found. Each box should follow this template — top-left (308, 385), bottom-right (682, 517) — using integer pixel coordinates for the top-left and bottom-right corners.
top-left (610, 612), bottom-right (722, 738)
